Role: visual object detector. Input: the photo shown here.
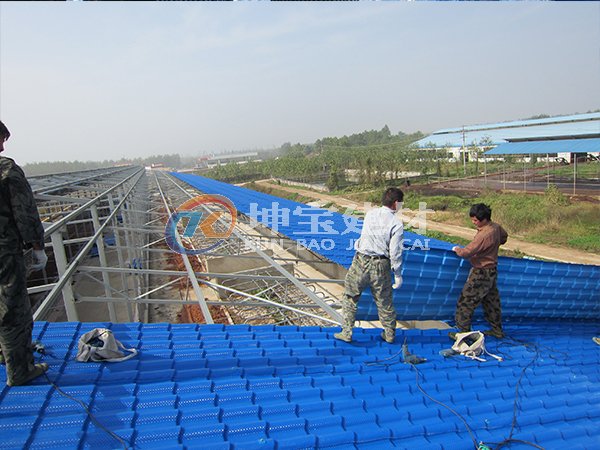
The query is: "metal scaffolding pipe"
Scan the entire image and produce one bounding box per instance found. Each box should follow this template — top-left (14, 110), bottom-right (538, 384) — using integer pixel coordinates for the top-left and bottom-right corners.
top-left (33, 169), bottom-right (145, 321)
top-left (162, 172), bottom-right (343, 323)
top-left (153, 172), bottom-right (214, 324)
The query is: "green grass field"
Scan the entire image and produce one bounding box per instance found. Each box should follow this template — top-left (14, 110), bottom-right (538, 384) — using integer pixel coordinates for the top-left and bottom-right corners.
top-left (546, 162), bottom-right (600, 179)
top-left (248, 182), bottom-right (600, 254)
top-left (404, 187), bottom-right (600, 253)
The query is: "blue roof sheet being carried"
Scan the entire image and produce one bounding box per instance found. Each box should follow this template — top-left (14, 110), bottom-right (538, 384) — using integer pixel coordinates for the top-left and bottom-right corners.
top-left (1, 320), bottom-right (598, 449)
top-left (172, 173), bottom-right (600, 322)
top-left (485, 138), bottom-right (600, 155)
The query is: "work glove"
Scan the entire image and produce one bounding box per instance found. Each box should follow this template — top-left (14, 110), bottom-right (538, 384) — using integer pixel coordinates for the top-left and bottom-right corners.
top-left (31, 249), bottom-right (48, 271)
top-left (392, 274), bottom-right (403, 289)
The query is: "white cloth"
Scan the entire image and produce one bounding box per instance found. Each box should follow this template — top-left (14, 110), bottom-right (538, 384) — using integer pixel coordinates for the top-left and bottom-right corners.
top-left (76, 328), bottom-right (138, 363)
top-left (355, 206), bottom-right (404, 274)
top-left (31, 249), bottom-right (48, 271)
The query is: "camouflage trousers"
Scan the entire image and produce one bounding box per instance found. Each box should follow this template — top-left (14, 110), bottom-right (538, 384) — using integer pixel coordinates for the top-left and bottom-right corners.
top-left (340, 253), bottom-right (396, 337)
top-left (455, 267), bottom-right (503, 334)
top-left (0, 253), bottom-right (36, 386)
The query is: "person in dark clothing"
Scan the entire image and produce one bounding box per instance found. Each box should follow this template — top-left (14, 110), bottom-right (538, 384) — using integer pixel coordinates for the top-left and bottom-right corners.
top-left (0, 120), bottom-right (49, 386)
top-left (452, 203), bottom-right (508, 339)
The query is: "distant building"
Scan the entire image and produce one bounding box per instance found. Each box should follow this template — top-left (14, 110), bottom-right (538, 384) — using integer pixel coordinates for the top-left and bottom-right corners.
top-left (195, 156), bottom-right (210, 169)
top-left (145, 163), bottom-right (170, 171)
top-left (196, 152), bottom-right (259, 169)
top-left (414, 112), bottom-right (600, 161)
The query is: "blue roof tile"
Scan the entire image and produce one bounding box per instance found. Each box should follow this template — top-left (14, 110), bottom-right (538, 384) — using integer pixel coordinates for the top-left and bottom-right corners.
top-left (272, 433), bottom-right (316, 449)
top-left (172, 173), bottom-right (600, 322)
top-left (181, 422), bottom-right (226, 445)
top-left (3, 318), bottom-right (600, 448)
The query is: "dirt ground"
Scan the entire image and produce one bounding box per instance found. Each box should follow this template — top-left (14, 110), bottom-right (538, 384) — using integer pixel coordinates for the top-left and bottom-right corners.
top-left (251, 180), bottom-right (600, 266)
top-left (422, 168), bottom-right (600, 199)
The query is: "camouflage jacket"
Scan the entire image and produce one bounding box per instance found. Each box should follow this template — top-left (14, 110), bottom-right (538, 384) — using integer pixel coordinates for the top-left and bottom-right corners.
top-left (0, 157), bottom-right (45, 254)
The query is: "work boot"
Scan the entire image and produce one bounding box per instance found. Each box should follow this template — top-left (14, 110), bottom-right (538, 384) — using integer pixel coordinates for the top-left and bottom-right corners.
top-left (333, 330), bottom-right (352, 343)
top-left (380, 329), bottom-right (395, 344)
top-left (7, 363), bottom-right (49, 387)
top-left (483, 329), bottom-right (505, 339)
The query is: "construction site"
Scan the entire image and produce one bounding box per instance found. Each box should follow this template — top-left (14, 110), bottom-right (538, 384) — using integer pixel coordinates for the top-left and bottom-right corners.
top-left (28, 166), bottom-right (351, 329)
top-left (2, 1), bottom-right (599, 447)
top-left (3, 164), bottom-right (597, 450)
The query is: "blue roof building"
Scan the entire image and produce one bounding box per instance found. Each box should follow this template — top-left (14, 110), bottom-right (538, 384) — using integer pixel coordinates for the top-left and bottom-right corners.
top-left (414, 112), bottom-right (600, 151)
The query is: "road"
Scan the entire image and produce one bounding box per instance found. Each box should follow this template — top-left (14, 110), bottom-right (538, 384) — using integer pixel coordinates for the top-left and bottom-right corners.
top-left (250, 180), bottom-right (600, 266)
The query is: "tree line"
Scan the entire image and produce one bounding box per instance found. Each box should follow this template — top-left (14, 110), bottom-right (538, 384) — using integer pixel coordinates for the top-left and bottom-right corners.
top-left (205, 126), bottom-right (453, 189)
top-left (23, 154), bottom-right (191, 176)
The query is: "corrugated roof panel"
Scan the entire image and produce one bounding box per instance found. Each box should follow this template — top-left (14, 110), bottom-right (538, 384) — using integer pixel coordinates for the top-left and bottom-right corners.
top-left (172, 173), bottom-right (600, 322)
top-left (1, 320), bottom-right (598, 449)
top-left (485, 138), bottom-right (600, 155)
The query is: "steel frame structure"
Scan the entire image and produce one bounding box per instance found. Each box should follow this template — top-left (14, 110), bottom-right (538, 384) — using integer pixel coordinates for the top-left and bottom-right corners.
top-left (27, 167), bottom-right (344, 327)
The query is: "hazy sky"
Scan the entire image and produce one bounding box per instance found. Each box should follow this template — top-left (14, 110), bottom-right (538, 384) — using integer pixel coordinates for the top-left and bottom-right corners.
top-left (0, 2), bottom-right (599, 165)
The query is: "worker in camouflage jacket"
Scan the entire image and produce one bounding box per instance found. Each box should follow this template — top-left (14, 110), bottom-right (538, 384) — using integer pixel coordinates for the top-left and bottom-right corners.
top-left (0, 120), bottom-right (49, 386)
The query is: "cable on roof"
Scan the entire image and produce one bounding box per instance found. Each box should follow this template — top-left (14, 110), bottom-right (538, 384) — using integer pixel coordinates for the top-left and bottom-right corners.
top-left (484, 335), bottom-right (546, 450)
top-left (298, 332), bottom-right (558, 450)
top-left (409, 363), bottom-right (480, 449)
top-left (363, 348), bottom-right (403, 367)
top-left (364, 338), bottom-right (480, 449)
top-left (34, 347), bottom-right (130, 450)
top-left (363, 335), bottom-right (551, 450)
top-left (41, 371), bottom-right (129, 449)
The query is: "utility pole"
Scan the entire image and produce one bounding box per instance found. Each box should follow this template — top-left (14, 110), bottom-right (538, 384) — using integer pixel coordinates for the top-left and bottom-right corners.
top-left (573, 151), bottom-right (577, 195)
top-left (462, 126), bottom-right (467, 176)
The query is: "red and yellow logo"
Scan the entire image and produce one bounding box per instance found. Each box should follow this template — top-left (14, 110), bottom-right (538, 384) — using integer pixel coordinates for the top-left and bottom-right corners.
top-left (165, 194), bottom-right (237, 254)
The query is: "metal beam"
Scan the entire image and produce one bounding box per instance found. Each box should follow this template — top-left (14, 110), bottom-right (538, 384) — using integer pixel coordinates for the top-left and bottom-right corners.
top-left (163, 172), bottom-right (343, 323)
top-left (77, 265), bottom-right (344, 284)
top-left (32, 166), bottom-right (133, 195)
top-left (33, 169), bottom-right (146, 320)
top-left (199, 279), bottom-right (340, 325)
top-left (43, 167), bottom-right (142, 236)
top-left (77, 296), bottom-right (326, 309)
top-left (153, 172), bottom-right (214, 324)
